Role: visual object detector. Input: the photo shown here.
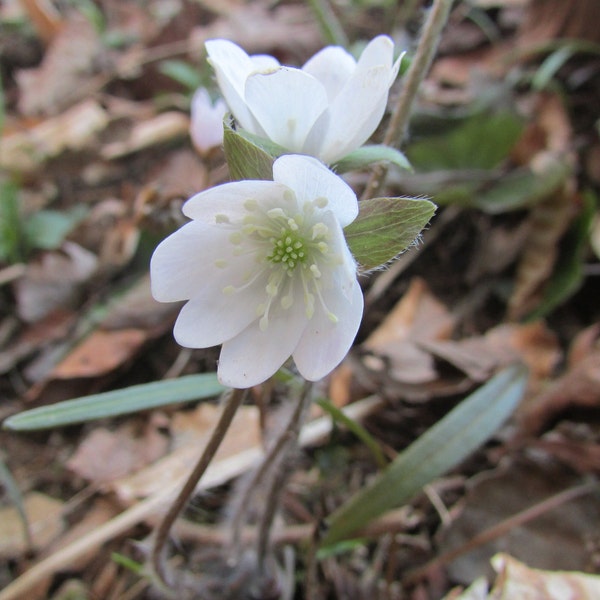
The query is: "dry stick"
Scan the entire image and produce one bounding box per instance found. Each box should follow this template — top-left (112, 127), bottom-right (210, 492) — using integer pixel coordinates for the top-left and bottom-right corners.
top-left (362, 0), bottom-right (455, 201)
top-left (404, 480), bottom-right (598, 585)
top-left (255, 385), bottom-right (313, 575)
top-left (150, 387), bottom-right (247, 591)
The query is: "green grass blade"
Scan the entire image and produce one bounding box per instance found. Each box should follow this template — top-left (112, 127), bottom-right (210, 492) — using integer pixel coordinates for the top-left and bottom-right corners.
top-left (3, 374), bottom-right (226, 431)
top-left (320, 364), bottom-right (528, 546)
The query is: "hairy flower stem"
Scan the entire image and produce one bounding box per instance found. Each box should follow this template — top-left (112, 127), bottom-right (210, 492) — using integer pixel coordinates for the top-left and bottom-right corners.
top-left (362, 0), bottom-right (455, 201)
top-left (255, 384), bottom-right (313, 574)
top-left (230, 383), bottom-right (313, 567)
top-left (150, 387), bottom-right (247, 591)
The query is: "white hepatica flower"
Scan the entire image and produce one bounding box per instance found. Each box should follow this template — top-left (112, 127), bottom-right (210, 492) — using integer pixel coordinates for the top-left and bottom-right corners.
top-left (151, 155), bottom-right (363, 388)
top-left (189, 88), bottom-right (227, 155)
top-left (205, 36), bottom-right (401, 164)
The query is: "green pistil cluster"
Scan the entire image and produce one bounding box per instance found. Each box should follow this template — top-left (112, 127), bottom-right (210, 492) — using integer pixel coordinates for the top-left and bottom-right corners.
top-left (267, 230), bottom-right (307, 271)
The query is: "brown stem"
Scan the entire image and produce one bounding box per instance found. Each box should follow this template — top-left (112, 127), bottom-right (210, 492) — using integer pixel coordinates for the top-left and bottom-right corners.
top-left (255, 384), bottom-right (313, 574)
top-left (362, 0), bottom-right (455, 201)
top-left (150, 387), bottom-right (247, 591)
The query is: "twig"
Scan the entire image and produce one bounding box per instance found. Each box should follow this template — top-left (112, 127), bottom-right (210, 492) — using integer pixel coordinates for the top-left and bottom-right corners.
top-left (403, 480), bottom-right (598, 585)
top-left (150, 387), bottom-right (247, 591)
top-left (362, 0), bottom-right (455, 200)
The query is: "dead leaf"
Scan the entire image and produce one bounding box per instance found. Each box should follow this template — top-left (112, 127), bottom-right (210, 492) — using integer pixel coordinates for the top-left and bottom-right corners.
top-left (16, 15), bottom-right (104, 115)
top-left (518, 348), bottom-right (600, 435)
top-left (113, 404), bottom-right (261, 502)
top-left (0, 100), bottom-right (109, 172)
top-left (14, 242), bottom-right (98, 323)
top-left (51, 329), bottom-right (147, 379)
top-left (68, 422), bottom-right (168, 485)
top-left (363, 278), bottom-right (455, 385)
top-left (438, 460), bottom-right (600, 585)
top-left (0, 492), bottom-right (64, 559)
top-left (100, 112), bottom-right (190, 159)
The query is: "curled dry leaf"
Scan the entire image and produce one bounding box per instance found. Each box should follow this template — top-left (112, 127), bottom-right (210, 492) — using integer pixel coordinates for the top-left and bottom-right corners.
top-left (100, 112), bottom-right (190, 160)
top-left (0, 100), bottom-right (109, 173)
top-left (362, 277), bottom-right (455, 385)
top-left (518, 346), bottom-right (600, 436)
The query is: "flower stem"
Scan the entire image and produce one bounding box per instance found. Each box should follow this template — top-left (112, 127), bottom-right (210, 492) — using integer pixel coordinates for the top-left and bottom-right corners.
top-left (255, 383), bottom-right (313, 574)
top-left (362, 0), bottom-right (455, 200)
top-left (150, 387), bottom-right (247, 591)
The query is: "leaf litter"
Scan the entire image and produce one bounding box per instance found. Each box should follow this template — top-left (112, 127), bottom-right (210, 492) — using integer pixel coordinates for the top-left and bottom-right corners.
top-left (1, 0), bottom-right (600, 598)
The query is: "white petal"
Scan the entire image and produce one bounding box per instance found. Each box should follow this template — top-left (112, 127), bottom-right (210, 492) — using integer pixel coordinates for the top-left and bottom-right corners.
top-left (173, 278), bottom-right (263, 348)
top-left (218, 305), bottom-right (307, 387)
top-left (151, 221), bottom-right (231, 302)
top-left (189, 88), bottom-right (227, 154)
top-left (357, 35), bottom-right (395, 71)
top-left (293, 278), bottom-right (363, 381)
top-left (205, 39), bottom-right (264, 134)
top-left (272, 155), bottom-right (358, 226)
top-left (250, 54), bottom-right (280, 71)
top-left (182, 181), bottom-right (286, 222)
top-left (314, 36), bottom-right (397, 164)
top-left (302, 46), bottom-right (356, 100)
top-left (244, 68), bottom-right (328, 152)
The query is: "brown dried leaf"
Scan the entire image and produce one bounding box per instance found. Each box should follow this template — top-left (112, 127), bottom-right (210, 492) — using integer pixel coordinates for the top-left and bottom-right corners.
top-left (113, 404), bottom-right (261, 502)
top-left (100, 112), bottom-right (190, 160)
top-left (0, 100), bottom-right (109, 172)
top-left (14, 242), bottom-right (98, 323)
top-left (363, 278), bottom-right (455, 384)
top-left (439, 460), bottom-right (600, 585)
top-left (518, 348), bottom-right (600, 435)
top-left (68, 422), bottom-right (168, 485)
top-left (16, 15), bottom-right (104, 116)
top-left (51, 329), bottom-right (148, 380)
top-left (0, 492), bottom-right (64, 559)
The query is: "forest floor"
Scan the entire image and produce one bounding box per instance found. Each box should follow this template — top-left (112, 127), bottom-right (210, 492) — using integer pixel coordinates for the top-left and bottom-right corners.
top-left (1, 0), bottom-right (600, 598)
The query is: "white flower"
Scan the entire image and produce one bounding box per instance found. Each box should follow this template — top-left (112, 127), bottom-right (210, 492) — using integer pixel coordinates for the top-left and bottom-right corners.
top-left (151, 155), bottom-right (363, 388)
top-left (189, 88), bottom-right (227, 155)
top-left (205, 36), bottom-right (402, 164)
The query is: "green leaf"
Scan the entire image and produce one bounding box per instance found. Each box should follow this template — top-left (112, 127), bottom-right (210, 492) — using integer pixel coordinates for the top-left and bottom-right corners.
top-left (223, 118), bottom-right (280, 181)
top-left (525, 189), bottom-right (596, 320)
top-left (24, 205), bottom-right (88, 251)
top-left (3, 374), bottom-right (226, 431)
top-left (333, 144), bottom-right (412, 174)
top-left (474, 162), bottom-right (571, 214)
top-left (315, 398), bottom-right (387, 469)
top-left (0, 180), bottom-right (24, 263)
top-left (406, 111), bottom-right (524, 172)
top-left (344, 197), bottom-right (436, 270)
top-left (159, 60), bottom-right (202, 91)
top-left (320, 365), bottom-right (528, 547)
top-left (0, 455), bottom-right (32, 549)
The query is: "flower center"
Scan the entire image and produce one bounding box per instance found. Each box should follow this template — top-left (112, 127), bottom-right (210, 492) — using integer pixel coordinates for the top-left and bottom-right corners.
top-left (217, 193), bottom-right (342, 331)
top-left (267, 229), bottom-right (306, 272)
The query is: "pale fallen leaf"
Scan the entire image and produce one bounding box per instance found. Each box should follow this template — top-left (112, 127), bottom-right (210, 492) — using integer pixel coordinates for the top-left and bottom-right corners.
top-left (0, 492), bottom-right (64, 559)
top-left (14, 242), bottom-right (98, 323)
top-left (0, 100), bottom-right (109, 172)
top-left (113, 404), bottom-right (261, 502)
top-left (16, 15), bottom-right (103, 115)
top-left (68, 422), bottom-right (168, 485)
top-left (100, 112), bottom-right (190, 159)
